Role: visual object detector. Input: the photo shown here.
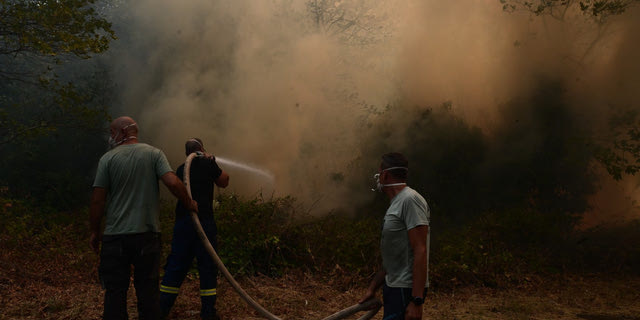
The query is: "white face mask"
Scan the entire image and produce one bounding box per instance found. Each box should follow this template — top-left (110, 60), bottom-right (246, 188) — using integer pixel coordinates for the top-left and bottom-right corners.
top-left (108, 123), bottom-right (137, 149)
top-left (107, 135), bottom-right (118, 149)
top-left (372, 166), bottom-right (408, 192)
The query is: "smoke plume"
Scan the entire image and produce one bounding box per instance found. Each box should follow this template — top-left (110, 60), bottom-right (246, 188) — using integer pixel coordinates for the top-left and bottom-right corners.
top-left (103, 0), bottom-right (640, 220)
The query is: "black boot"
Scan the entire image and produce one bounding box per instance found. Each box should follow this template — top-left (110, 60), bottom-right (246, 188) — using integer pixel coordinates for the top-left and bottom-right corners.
top-left (201, 310), bottom-right (220, 320)
top-left (159, 292), bottom-right (177, 320)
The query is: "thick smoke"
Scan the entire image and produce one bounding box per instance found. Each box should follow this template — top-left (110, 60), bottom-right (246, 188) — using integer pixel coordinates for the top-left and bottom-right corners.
top-left (106, 0), bottom-right (401, 211)
top-left (104, 0), bottom-right (640, 220)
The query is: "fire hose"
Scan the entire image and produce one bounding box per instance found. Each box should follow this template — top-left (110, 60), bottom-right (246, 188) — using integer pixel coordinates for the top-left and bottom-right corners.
top-left (184, 153), bottom-right (382, 320)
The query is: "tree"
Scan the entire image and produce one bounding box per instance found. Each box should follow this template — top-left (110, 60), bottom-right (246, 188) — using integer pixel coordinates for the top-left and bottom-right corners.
top-left (500, 0), bottom-right (640, 63)
top-left (593, 109), bottom-right (640, 180)
top-left (500, 0), bottom-right (640, 181)
top-left (306, 0), bottom-right (390, 47)
top-left (0, 0), bottom-right (116, 146)
top-left (0, 0), bottom-right (116, 208)
top-left (500, 0), bottom-right (639, 23)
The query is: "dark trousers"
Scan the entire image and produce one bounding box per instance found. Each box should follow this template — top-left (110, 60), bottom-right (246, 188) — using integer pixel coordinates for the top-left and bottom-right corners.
top-left (382, 284), bottom-right (428, 320)
top-left (160, 214), bottom-right (218, 319)
top-left (99, 232), bottom-right (162, 320)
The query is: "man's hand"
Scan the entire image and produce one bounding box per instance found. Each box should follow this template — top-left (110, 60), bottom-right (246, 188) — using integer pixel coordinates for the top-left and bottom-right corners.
top-left (358, 288), bottom-right (376, 305)
top-left (405, 301), bottom-right (423, 320)
top-left (89, 187), bottom-right (106, 254)
top-left (188, 199), bottom-right (199, 213)
top-left (161, 172), bottom-right (198, 212)
top-left (90, 232), bottom-right (101, 254)
top-left (358, 270), bottom-right (385, 308)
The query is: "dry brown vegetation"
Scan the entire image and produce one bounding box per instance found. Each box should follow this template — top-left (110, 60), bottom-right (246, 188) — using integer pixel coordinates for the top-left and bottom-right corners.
top-left (2, 198), bottom-right (639, 319)
top-left (2, 248), bottom-right (640, 320)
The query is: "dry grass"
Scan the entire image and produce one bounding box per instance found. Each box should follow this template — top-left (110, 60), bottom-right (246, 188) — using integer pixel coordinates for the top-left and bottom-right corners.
top-left (2, 248), bottom-right (640, 320)
top-left (422, 275), bottom-right (640, 320)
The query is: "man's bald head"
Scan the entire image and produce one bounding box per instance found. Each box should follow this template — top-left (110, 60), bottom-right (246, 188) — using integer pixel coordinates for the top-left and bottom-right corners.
top-left (111, 116), bottom-right (137, 132)
top-left (109, 116), bottom-right (139, 147)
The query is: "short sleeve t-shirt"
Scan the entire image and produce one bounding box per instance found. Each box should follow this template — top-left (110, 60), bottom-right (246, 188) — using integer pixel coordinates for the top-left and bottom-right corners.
top-left (93, 143), bottom-right (173, 235)
top-left (381, 186), bottom-right (431, 288)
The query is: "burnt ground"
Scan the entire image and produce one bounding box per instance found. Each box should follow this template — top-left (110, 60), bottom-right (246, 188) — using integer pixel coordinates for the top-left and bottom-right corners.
top-left (1, 249), bottom-right (639, 320)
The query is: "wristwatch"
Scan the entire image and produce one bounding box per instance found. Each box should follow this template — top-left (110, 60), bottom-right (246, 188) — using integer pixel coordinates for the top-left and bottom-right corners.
top-left (410, 296), bottom-right (424, 305)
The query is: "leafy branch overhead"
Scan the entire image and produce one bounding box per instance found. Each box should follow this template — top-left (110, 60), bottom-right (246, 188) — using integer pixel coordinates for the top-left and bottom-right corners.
top-left (0, 0), bottom-right (115, 59)
top-left (0, 0), bottom-right (115, 146)
top-left (500, 0), bottom-right (639, 22)
top-left (594, 111), bottom-right (640, 180)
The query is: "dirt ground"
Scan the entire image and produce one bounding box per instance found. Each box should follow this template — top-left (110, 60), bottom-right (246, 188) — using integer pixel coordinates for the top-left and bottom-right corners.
top-left (1, 263), bottom-right (639, 320)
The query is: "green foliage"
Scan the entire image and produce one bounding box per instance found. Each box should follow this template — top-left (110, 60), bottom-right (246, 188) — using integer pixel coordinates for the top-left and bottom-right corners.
top-left (0, 197), bottom-right (90, 263)
top-left (360, 79), bottom-right (597, 230)
top-left (0, 77), bottom-right (110, 209)
top-left (174, 194), bottom-right (383, 278)
top-left (0, 1), bottom-right (115, 208)
top-left (359, 101), bottom-right (486, 224)
top-left (431, 210), bottom-right (544, 288)
top-left (430, 209), bottom-right (640, 288)
top-left (306, 0), bottom-right (390, 46)
top-left (579, 0), bottom-right (636, 17)
top-left (215, 195), bottom-right (296, 276)
top-left (570, 220), bottom-right (640, 273)
top-left (593, 108), bottom-right (640, 180)
top-left (352, 77), bottom-right (631, 286)
top-left (0, 75), bottom-right (111, 145)
top-left (486, 79), bottom-right (597, 217)
top-left (0, 0), bottom-right (115, 58)
top-left (286, 211), bottom-right (381, 274)
top-left (3, 193), bottom-right (640, 291)
top-left (0, 0), bottom-right (115, 146)
top-left (500, 0), bottom-right (639, 22)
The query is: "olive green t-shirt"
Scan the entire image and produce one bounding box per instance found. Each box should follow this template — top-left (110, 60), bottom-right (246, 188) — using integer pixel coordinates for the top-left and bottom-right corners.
top-left (93, 143), bottom-right (173, 235)
top-left (381, 186), bottom-right (431, 288)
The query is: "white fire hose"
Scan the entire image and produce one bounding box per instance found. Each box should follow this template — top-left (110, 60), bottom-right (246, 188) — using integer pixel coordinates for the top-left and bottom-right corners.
top-left (184, 153), bottom-right (382, 320)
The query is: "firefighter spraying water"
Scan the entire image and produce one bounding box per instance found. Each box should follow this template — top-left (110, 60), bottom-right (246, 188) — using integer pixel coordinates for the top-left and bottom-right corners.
top-left (161, 138), bottom-right (230, 320)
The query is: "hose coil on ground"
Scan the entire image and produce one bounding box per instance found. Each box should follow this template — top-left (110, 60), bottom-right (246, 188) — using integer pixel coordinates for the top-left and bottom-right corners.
top-left (184, 153), bottom-right (382, 320)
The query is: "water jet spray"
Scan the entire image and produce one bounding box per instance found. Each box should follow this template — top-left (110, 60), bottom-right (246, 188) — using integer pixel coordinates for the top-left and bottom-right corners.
top-left (216, 156), bottom-right (275, 183)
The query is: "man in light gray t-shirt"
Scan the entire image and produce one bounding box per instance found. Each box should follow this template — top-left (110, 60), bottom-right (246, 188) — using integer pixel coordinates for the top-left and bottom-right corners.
top-left (381, 186), bottom-right (430, 289)
top-left (359, 152), bottom-right (430, 320)
top-left (93, 142), bottom-right (173, 235)
top-left (89, 116), bottom-right (198, 320)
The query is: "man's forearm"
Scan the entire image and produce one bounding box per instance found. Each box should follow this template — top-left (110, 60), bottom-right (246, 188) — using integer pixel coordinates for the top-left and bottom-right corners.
top-left (412, 250), bottom-right (427, 297)
top-left (408, 225), bottom-right (429, 298)
top-left (89, 188), bottom-right (106, 235)
top-left (369, 270), bottom-right (386, 293)
top-left (161, 172), bottom-right (194, 208)
top-left (168, 182), bottom-right (192, 208)
top-left (89, 207), bottom-right (103, 235)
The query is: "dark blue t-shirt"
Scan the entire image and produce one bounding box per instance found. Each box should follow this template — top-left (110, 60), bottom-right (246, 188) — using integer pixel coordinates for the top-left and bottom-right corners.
top-left (175, 156), bottom-right (222, 217)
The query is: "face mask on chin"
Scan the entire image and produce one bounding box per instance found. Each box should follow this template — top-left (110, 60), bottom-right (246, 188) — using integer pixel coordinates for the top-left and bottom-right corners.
top-left (108, 123), bottom-right (137, 149)
top-left (371, 167), bottom-right (408, 192)
top-left (108, 135), bottom-right (118, 149)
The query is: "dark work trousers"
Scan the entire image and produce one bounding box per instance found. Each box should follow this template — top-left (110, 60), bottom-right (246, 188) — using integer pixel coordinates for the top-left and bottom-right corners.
top-left (99, 232), bottom-right (162, 320)
top-left (160, 214), bottom-right (218, 320)
top-left (382, 284), bottom-right (428, 320)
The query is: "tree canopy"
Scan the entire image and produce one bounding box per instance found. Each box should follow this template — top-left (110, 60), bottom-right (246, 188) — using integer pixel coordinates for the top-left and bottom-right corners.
top-left (0, 0), bottom-right (116, 208)
top-left (0, 0), bottom-right (115, 146)
top-left (500, 0), bottom-right (640, 23)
